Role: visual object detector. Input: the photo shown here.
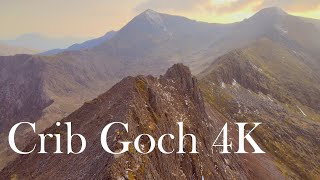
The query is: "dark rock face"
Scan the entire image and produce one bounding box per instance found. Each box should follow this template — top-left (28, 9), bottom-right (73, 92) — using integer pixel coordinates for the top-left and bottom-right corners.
top-left (163, 63), bottom-right (205, 114)
top-left (0, 55), bottom-right (53, 132)
top-left (0, 64), bottom-right (280, 180)
top-left (0, 55), bottom-right (55, 169)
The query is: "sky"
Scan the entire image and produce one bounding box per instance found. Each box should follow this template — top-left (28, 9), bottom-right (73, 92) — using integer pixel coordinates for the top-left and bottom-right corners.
top-left (1, 0), bottom-right (320, 39)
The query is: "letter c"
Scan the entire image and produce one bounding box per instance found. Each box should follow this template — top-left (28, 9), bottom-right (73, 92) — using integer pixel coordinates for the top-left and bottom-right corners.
top-left (8, 122), bottom-right (36, 154)
top-left (158, 134), bottom-right (174, 154)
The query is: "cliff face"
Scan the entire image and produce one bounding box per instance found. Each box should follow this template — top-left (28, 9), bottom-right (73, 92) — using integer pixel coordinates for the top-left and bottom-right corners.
top-left (0, 55), bottom-right (54, 168)
top-left (0, 55), bottom-right (52, 132)
top-left (0, 64), bottom-right (281, 180)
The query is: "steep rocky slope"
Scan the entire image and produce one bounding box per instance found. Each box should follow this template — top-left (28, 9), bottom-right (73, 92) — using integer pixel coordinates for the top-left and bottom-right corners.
top-left (0, 53), bottom-right (120, 168)
top-left (199, 39), bottom-right (320, 179)
top-left (0, 64), bottom-right (282, 179)
top-left (0, 55), bottom-right (53, 166)
top-left (0, 55), bottom-right (51, 132)
top-left (0, 9), bottom-right (230, 170)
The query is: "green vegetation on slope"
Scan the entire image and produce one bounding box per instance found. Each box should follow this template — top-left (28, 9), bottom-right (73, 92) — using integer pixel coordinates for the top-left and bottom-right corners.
top-left (199, 38), bottom-right (320, 179)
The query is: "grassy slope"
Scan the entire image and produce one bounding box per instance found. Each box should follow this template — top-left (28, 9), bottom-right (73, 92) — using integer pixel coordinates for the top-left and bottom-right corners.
top-left (199, 38), bottom-right (320, 179)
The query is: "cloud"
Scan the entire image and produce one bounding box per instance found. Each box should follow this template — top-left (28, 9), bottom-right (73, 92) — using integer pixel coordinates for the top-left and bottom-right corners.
top-left (261, 0), bottom-right (320, 12)
top-left (136, 0), bottom-right (320, 14)
top-left (135, 0), bottom-right (205, 12)
top-left (204, 0), bottom-right (263, 14)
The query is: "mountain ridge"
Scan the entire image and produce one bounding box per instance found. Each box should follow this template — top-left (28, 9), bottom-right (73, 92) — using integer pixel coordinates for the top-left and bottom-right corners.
top-left (41, 31), bottom-right (117, 55)
top-left (199, 39), bottom-right (320, 179)
top-left (0, 7), bottom-right (320, 173)
top-left (0, 64), bottom-right (282, 179)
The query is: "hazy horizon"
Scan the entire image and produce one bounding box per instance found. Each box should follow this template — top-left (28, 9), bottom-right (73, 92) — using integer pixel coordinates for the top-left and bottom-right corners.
top-left (1, 0), bottom-right (320, 39)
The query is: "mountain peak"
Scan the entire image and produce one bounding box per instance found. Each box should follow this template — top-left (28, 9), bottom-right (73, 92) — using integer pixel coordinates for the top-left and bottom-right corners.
top-left (128, 8), bottom-right (168, 33)
top-left (246, 6), bottom-right (288, 24)
top-left (143, 9), bottom-right (159, 14)
top-left (141, 9), bottom-right (165, 26)
top-left (254, 7), bottom-right (287, 17)
top-left (164, 63), bottom-right (205, 112)
top-left (139, 9), bottom-right (162, 19)
top-left (164, 63), bottom-right (191, 79)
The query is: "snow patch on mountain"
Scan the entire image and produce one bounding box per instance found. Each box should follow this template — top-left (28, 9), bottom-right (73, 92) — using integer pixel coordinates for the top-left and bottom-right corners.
top-left (221, 82), bottom-right (226, 89)
top-left (144, 9), bottom-right (168, 32)
top-left (275, 24), bottom-right (288, 34)
top-left (297, 106), bottom-right (307, 116)
top-left (232, 79), bottom-right (237, 86)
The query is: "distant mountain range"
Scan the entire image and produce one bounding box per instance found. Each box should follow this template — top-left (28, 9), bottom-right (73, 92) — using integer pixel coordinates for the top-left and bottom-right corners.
top-left (0, 33), bottom-right (89, 51)
top-left (0, 43), bottom-right (39, 56)
top-left (41, 31), bottom-right (117, 55)
top-left (0, 7), bottom-right (319, 179)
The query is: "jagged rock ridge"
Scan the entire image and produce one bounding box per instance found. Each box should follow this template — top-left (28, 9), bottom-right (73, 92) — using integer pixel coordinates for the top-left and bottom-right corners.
top-left (0, 64), bottom-right (281, 179)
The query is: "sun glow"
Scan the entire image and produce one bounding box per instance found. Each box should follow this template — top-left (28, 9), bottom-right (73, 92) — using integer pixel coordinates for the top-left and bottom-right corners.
top-left (191, 0), bottom-right (263, 24)
top-left (210, 0), bottom-right (238, 6)
top-left (291, 9), bottom-right (320, 19)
